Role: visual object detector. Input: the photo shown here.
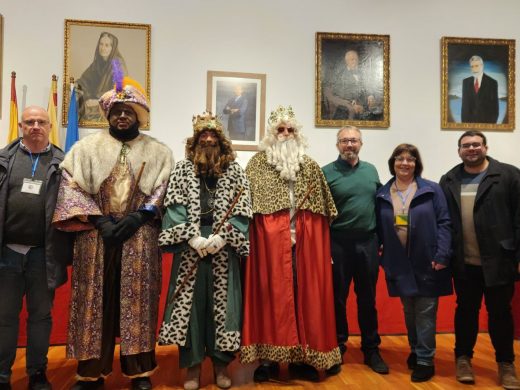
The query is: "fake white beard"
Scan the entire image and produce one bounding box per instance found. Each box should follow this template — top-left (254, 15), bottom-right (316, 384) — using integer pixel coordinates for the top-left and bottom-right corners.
top-left (263, 136), bottom-right (306, 181)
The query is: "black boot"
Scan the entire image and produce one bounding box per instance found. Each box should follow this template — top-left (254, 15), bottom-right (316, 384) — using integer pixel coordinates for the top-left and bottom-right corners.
top-left (131, 377), bottom-right (152, 390)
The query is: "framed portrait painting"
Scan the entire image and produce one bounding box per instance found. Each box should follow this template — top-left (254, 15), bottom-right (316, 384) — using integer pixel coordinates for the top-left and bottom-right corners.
top-left (62, 19), bottom-right (151, 129)
top-left (441, 36), bottom-right (515, 131)
top-left (0, 14), bottom-right (3, 118)
top-left (206, 70), bottom-right (266, 151)
top-left (315, 32), bottom-right (390, 128)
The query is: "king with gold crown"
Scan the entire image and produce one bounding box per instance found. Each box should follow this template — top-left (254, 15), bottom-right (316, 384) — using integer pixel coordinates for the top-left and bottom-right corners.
top-left (158, 111), bottom-right (252, 390)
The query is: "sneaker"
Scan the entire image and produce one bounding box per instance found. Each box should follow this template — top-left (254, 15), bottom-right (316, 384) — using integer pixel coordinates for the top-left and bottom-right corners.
top-left (70, 378), bottom-right (104, 390)
top-left (288, 363), bottom-right (320, 382)
top-left (456, 355), bottom-right (475, 384)
top-left (253, 362), bottom-right (280, 382)
top-left (407, 353), bottom-right (417, 370)
top-left (498, 362), bottom-right (520, 390)
top-left (411, 364), bottom-right (435, 382)
top-left (364, 351), bottom-right (389, 374)
top-left (325, 363), bottom-right (342, 376)
top-left (131, 377), bottom-right (152, 390)
top-left (29, 371), bottom-right (51, 390)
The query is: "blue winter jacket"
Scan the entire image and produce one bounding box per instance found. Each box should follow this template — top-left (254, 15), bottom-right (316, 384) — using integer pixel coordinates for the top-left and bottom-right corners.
top-left (376, 176), bottom-right (453, 297)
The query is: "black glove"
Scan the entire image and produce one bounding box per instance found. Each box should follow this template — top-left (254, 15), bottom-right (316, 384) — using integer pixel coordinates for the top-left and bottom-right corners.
top-left (92, 215), bottom-right (119, 245)
top-left (113, 211), bottom-right (154, 243)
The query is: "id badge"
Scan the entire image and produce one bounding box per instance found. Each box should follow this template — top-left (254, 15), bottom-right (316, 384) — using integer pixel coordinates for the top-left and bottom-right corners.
top-left (21, 178), bottom-right (42, 195)
top-left (395, 214), bottom-right (408, 226)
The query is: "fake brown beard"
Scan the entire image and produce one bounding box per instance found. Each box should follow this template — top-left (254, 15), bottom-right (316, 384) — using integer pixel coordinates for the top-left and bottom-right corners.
top-left (193, 142), bottom-right (223, 177)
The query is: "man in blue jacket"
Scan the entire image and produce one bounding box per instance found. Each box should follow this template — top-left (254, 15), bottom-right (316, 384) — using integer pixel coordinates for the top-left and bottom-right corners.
top-left (440, 130), bottom-right (520, 389)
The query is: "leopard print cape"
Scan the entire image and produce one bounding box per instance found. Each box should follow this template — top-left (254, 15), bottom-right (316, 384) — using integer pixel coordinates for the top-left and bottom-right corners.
top-left (157, 159), bottom-right (252, 351)
top-left (245, 151), bottom-right (337, 219)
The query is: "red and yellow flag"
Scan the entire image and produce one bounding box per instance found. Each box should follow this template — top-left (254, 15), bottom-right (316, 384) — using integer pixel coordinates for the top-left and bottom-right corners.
top-left (47, 74), bottom-right (60, 146)
top-left (7, 71), bottom-right (19, 143)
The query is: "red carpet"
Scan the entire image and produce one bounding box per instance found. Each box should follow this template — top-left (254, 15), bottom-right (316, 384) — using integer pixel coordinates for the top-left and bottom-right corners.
top-left (16, 253), bottom-right (520, 346)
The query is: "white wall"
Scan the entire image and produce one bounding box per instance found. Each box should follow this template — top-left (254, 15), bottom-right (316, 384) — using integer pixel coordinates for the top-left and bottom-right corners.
top-left (1, 0), bottom-right (519, 183)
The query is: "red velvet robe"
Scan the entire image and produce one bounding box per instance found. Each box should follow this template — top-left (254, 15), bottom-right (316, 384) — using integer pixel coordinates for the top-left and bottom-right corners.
top-left (241, 209), bottom-right (341, 370)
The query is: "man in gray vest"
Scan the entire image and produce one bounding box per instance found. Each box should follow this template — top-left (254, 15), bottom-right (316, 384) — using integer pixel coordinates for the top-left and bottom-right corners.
top-left (0, 106), bottom-right (71, 390)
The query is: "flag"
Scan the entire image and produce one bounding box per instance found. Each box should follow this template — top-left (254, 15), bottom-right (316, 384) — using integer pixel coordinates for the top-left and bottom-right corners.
top-left (7, 72), bottom-right (19, 143)
top-left (47, 75), bottom-right (60, 146)
top-left (65, 83), bottom-right (79, 152)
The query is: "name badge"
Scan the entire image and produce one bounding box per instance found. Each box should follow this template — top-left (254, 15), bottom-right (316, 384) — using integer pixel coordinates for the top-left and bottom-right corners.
top-left (21, 178), bottom-right (42, 195)
top-left (395, 214), bottom-right (409, 226)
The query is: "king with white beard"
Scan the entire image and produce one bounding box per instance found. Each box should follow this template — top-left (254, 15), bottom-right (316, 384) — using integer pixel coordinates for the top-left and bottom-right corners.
top-left (241, 106), bottom-right (341, 383)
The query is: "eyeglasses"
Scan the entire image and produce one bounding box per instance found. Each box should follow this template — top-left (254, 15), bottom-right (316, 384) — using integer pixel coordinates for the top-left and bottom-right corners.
top-left (277, 126), bottom-right (295, 133)
top-left (338, 138), bottom-right (360, 145)
top-left (22, 119), bottom-right (50, 127)
top-left (395, 156), bottom-right (416, 163)
top-left (460, 142), bottom-right (483, 150)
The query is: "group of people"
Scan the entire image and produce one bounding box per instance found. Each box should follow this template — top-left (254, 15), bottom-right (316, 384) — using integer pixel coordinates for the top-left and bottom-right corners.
top-left (0, 76), bottom-right (519, 390)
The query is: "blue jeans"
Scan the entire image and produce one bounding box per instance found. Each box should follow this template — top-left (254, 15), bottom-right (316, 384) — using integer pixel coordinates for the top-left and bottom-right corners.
top-left (400, 296), bottom-right (438, 366)
top-left (0, 246), bottom-right (55, 383)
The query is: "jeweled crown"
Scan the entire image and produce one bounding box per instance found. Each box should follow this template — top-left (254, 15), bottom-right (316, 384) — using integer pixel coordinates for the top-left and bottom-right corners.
top-left (268, 105), bottom-right (296, 127)
top-left (192, 111), bottom-right (223, 132)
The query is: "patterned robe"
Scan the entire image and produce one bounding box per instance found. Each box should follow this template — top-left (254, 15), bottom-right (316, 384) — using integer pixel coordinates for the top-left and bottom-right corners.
top-left (52, 131), bottom-right (173, 360)
top-left (158, 159), bottom-right (252, 352)
top-left (241, 151), bottom-right (342, 370)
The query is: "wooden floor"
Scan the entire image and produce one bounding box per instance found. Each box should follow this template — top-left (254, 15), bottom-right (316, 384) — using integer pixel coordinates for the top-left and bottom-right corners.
top-left (11, 334), bottom-right (520, 389)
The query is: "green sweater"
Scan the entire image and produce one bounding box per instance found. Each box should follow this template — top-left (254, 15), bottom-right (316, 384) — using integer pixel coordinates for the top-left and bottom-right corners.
top-left (322, 157), bottom-right (380, 235)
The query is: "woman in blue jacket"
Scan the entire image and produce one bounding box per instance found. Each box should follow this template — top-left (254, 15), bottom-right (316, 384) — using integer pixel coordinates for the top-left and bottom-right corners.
top-left (376, 144), bottom-right (452, 382)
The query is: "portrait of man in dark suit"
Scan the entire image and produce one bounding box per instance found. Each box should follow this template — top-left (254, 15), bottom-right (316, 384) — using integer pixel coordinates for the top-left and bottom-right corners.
top-left (223, 84), bottom-right (248, 137)
top-left (461, 55), bottom-right (498, 124)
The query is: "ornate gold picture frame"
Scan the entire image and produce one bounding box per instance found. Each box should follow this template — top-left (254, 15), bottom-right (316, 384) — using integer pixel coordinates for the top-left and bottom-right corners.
top-left (206, 70), bottom-right (266, 151)
top-left (0, 14), bottom-right (3, 119)
top-left (441, 36), bottom-right (515, 131)
top-left (315, 32), bottom-right (390, 128)
top-left (62, 19), bottom-right (151, 129)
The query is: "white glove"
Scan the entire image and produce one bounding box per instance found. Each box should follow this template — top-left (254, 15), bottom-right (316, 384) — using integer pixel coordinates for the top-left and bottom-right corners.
top-left (205, 234), bottom-right (226, 254)
top-left (188, 236), bottom-right (209, 258)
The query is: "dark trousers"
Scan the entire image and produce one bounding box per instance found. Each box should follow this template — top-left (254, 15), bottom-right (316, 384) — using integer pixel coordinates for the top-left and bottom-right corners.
top-left (454, 264), bottom-right (515, 363)
top-left (77, 246), bottom-right (156, 379)
top-left (330, 233), bottom-right (381, 355)
top-left (0, 246), bottom-right (54, 383)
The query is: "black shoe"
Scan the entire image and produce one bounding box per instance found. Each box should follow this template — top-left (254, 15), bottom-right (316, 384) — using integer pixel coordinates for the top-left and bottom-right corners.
top-left (70, 378), bottom-right (104, 390)
top-left (407, 353), bottom-right (417, 370)
top-left (288, 363), bottom-right (320, 382)
top-left (325, 363), bottom-right (342, 376)
top-left (131, 377), bottom-right (152, 390)
top-left (0, 382), bottom-right (11, 390)
top-left (253, 363), bottom-right (280, 382)
top-left (411, 364), bottom-right (435, 382)
top-left (364, 351), bottom-right (389, 374)
top-left (29, 371), bottom-right (51, 390)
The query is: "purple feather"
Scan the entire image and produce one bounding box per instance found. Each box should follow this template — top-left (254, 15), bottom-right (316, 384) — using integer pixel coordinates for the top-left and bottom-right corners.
top-left (112, 59), bottom-right (124, 92)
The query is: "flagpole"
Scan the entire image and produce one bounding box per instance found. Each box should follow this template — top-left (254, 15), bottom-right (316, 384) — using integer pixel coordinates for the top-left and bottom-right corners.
top-left (7, 71), bottom-right (19, 144)
top-left (65, 77), bottom-right (79, 153)
top-left (47, 74), bottom-right (60, 147)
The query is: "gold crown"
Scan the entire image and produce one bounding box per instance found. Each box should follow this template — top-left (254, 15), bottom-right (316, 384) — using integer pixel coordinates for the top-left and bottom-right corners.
top-left (268, 105), bottom-right (296, 127)
top-left (192, 111), bottom-right (223, 132)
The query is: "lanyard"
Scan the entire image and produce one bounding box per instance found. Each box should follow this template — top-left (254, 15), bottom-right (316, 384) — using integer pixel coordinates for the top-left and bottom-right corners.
top-left (29, 152), bottom-right (40, 179)
top-left (394, 181), bottom-right (413, 213)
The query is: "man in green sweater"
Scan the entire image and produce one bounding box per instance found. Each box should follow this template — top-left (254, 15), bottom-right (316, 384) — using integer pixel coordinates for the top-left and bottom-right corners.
top-left (322, 126), bottom-right (388, 375)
